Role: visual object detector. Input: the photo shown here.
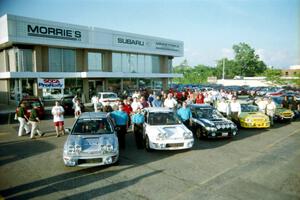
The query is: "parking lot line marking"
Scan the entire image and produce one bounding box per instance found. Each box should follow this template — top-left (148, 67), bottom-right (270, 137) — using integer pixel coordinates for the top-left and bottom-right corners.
top-left (263, 128), bottom-right (300, 151)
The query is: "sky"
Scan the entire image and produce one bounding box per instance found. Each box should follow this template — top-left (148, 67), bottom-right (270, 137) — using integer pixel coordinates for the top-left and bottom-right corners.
top-left (0, 0), bottom-right (299, 69)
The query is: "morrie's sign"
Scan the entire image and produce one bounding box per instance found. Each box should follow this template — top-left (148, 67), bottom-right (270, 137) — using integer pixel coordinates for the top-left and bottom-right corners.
top-left (27, 24), bottom-right (82, 41)
top-left (38, 78), bottom-right (65, 89)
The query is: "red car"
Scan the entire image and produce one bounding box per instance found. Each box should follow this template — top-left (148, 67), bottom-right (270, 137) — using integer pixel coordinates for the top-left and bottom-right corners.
top-left (16, 97), bottom-right (45, 119)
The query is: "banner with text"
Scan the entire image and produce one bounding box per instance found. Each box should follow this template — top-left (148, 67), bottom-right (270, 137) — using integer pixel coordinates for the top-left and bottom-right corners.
top-left (38, 78), bottom-right (65, 89)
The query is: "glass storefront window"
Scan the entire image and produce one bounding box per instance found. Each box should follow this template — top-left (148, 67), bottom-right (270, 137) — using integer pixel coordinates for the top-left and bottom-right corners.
top-left (123, 78), bottom-right (138, 91)
top-left (139, 78), bottom-right (152, 90)
top-left (152, 56), bottom-right (160, 73)
top-left (63, 49), bottom-right (76, 72)
top-left (49, 48), bottom-right (76, 72)
top-left (112, 53), bottom-right (162, 73)
top-left (42, 79), bottom-right (83, 101)
top-left (10, 79), bottom-right (34, 101)
top-left (168, 58), bottom-right (173, 73)
top-left (107, 79), bottom-right (121, 92)
top-left (88, 52), bottom-right (102, 71)
top-left (112, 53), bottom-right (122, 72)
top-left (19, 49), bottom-right (33, 72)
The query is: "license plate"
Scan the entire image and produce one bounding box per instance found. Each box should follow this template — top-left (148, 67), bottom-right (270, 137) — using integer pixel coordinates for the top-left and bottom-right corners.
top-left (222, 132), bottom-right (228, 137)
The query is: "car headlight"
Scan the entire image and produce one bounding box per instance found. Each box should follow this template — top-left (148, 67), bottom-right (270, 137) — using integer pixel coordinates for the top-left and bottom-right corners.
top-left (221, 124), bottom-right (226, 129)
top-left (68, 145), bottom-right (75, 154)
top-left (156, 132), bottom-right (168, 140)
top-left (183, 132), bottom-right (193, 139)
top-left (75, 145), bottom-right (82, 153)
top-left (245, 118), bottom-right (252, 123)
top-left (216, 125), bottom-right (221, 129)
top-left (230, 124), bottom-right (236, 129)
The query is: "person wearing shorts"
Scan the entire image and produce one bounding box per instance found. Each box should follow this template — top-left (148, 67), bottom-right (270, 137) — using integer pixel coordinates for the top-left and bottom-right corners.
top-left (51, 101), bottom-right (65, 137)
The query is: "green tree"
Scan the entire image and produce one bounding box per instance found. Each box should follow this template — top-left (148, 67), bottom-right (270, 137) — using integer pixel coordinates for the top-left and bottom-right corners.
top-left (215, 58), bottom-right (240, 79)
top-left (263, 68), bottom-right (286, 85)
top-left (233, 42), bottom-right (267, 76)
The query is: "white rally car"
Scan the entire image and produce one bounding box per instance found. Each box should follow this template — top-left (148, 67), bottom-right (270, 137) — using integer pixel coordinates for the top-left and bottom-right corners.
top-left (143, 107), bottom-right (194, 151)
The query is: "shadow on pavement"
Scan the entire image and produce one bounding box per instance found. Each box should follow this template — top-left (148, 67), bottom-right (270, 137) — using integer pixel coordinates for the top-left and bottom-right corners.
top-left (0, 140), bottom-right (55, 167)
top-left (1, 164), bottom-right (162, 199)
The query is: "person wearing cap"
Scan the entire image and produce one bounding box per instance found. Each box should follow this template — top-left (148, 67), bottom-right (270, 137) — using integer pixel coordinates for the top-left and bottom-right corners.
top-left (131, 107), bottom-right (145, 149)
top-left (110, 104), bottom-right (128, 149)
top-left (177, 101), bottom-right (192, 128)
top-left (265, 98), bottom-right (276, 126)
top-left (16, 102), bottom-right (31, 136)
top-left (28, 104), bottom-right (43, 139)
top-left (229, 96), bottom-right (241, 124)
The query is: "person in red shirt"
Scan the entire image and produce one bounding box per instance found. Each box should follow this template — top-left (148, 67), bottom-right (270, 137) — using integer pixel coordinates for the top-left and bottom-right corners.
top-left (195, 93), bottom-right (204, 104)
top-left (123, 99), bottom-right (133, 126)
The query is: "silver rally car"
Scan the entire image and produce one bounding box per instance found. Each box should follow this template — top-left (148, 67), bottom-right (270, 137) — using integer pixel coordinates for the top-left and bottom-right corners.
top-left (143, 107), bottom-right (194, 151)
top-left (63, 112), bottom-right (119, 167)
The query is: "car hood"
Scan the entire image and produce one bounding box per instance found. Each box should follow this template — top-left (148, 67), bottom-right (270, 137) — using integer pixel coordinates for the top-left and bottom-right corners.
top-left (195, 117), bottom-right (234, 127)
top-left (239, 112), bottom-right (268, 120)
top-left (65, 134), bottom-right (117, 152)
top-left (147, 125), bottom-right (189, 138)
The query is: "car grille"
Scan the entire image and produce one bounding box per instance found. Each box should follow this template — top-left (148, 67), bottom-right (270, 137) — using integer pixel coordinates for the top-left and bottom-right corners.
top-left (166, 143), bottom-right (184, 148)
top-left (282, 112), bottom-right (292, 117)
top-left (78, 158), bottom-right (103, 165)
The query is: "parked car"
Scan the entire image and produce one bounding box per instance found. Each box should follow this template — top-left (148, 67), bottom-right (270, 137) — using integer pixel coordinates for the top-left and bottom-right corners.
top-left (190, 104), bottom-right (238, 139)
top-left (270, 96), bottom-right (294, 121)
top-left (63, 112), bottom-right (119, 167)
top-left (143, 107), bottom-right (194, 151)
top-left (60, 95), bottom-right (85, 115)
top-left (97, 92), bottom-right (120, 107)
top-left (239, 103), bottom-right (270, 128)
top-left (16, 96), bottom-right (45, 119)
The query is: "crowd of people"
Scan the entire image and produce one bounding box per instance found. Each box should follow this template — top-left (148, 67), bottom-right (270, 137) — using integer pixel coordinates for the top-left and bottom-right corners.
top-left (15, 88), bottom-right (300, 147)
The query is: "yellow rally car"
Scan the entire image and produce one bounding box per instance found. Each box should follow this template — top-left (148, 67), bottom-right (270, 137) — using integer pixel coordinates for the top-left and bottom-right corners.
top-left (238, 104), bottom-right (270, 128)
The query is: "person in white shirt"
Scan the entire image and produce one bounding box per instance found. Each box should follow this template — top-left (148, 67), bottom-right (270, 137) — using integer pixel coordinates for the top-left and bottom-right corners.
top-left (256, 97), bottom-right (268, 113)
top-left (51, 101), bottom-right (65, 137)
top-left (131, 97), bottom-right (142, 112)
top-left (164, 93), bottom-right (178, 109)
top-left (265, 97), bottom-right (276, 126)
top-left (91, 95), bottom-right (99, 112)
top-left (74, 99), bottom-right (82, 119)
top-left (229, 97), bottom-right (241, 124)
top-left (216, 98), bottom-right (229, 117)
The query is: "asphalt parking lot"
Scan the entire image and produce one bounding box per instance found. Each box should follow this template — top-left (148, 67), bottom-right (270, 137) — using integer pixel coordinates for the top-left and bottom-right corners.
top-left (0, 116), bottom-right (300, 200)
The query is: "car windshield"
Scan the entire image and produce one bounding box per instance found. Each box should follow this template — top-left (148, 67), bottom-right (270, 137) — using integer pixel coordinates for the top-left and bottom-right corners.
top-left (194, 108), bottom-right (223, 119)
top-left (241, 104), bottom-right (259, 112)
top-left (103, 93), bottom-right (117, 99)
top-left (148, 112), bottom-right (181, 125)
top-left (272, 97), bottom-right (283, 106)
top-left (72, 118), bottom-right (113, 135)
top-left (22, 100), bottom-right (41, 108)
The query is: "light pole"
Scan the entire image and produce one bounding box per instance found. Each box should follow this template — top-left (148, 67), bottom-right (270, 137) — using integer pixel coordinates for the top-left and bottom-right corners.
top-left (222, 58), bottom-right (225, 80)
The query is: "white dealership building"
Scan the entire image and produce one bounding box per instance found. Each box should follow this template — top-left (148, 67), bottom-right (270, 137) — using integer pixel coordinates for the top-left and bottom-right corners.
top-left (0, 14), bottom-right (183, 105)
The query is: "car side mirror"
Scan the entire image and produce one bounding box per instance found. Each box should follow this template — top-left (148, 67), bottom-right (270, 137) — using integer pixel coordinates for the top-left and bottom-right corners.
top-left (65, 128), bottom-right (71, 134)
top-left (115, 127), bottom-right (120, 131)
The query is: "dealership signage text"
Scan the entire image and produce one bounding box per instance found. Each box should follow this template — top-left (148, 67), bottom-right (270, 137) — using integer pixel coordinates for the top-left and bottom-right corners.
top-left (27, 24), bottom-right (81, 41)
top-left (38, 79), bottom-right (65, 89)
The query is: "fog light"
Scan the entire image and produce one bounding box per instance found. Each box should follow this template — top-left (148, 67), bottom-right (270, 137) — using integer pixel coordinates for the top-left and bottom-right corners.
top-left (211, 133), bottom-right (216, 137)
top-left (160, 143), bottom-right (165, 148)
top-left (232, 131), bottom-right (237, 136)
top-left (188, 141), bottom-right (194, 147)
top-left (105, 157), bottom-right (112, 164)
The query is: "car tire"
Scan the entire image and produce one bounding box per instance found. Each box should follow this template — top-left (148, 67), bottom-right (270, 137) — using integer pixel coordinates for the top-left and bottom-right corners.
top-left (145, 136), bottom-right (152, 152)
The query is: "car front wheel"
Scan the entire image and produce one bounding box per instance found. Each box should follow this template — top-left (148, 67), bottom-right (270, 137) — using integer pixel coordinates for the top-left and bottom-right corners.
top-left (145, 136), bottom-right (152, 152)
